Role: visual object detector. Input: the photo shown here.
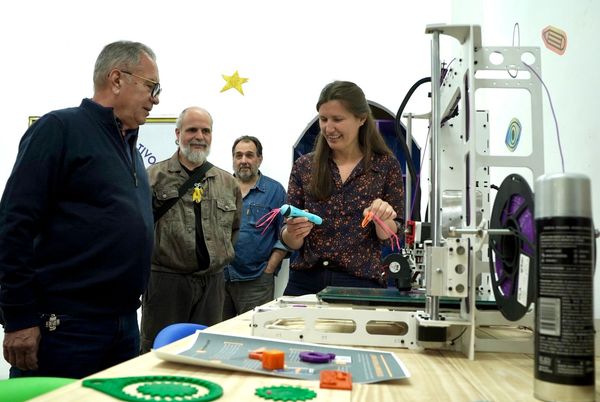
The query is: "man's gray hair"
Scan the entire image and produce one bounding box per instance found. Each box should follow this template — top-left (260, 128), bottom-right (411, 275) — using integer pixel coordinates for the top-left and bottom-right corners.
top-left (93, 41), bottom-right (156, 91)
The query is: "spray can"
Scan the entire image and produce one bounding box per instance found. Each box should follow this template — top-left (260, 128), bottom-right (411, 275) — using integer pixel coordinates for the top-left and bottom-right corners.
top-left (534, 172), bottom-right (595, 401)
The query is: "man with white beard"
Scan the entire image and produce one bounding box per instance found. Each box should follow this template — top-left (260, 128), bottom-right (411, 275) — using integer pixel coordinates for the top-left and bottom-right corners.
top-left (140, 106), bottom-right (242, 353)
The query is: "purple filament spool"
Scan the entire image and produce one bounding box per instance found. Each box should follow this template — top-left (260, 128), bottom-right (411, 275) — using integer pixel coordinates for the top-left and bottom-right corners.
top-left (495, 193), bottom-right (535, 296)
top-left (488, 173), bottom-right (536, 321)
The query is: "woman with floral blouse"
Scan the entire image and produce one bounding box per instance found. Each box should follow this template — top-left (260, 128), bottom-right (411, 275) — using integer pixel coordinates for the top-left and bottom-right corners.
top-left (281, 80), bottom-right (405, 296)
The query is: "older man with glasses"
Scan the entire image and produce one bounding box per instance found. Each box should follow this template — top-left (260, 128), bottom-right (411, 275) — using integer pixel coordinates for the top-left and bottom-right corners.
top-left (0, 41), bottom-right (160, 379)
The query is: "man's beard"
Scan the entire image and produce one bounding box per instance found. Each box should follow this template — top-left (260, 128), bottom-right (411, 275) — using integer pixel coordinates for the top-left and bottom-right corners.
top-left (235, 166), bottom-right (258, 182)
top-left (180, 142), bottom-right (210, 165)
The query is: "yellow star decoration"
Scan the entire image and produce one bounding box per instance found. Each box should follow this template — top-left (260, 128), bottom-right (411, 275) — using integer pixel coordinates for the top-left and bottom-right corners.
top-left (220, 70), bottom-right (248, 95)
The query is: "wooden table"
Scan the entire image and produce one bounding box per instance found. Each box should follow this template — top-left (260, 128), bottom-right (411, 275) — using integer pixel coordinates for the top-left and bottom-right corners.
top-left (30, 311), bottom-right (600, 402)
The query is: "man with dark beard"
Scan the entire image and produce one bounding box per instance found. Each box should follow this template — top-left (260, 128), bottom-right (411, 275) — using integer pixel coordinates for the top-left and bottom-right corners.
top-left (140, 106), bottom-right (242, 352)
top-left (222, 136), bottom-right (288, 320)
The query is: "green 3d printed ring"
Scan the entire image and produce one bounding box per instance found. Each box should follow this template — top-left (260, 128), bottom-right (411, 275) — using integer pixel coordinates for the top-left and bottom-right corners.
top-left (83, 375), bottom-right (223, 402)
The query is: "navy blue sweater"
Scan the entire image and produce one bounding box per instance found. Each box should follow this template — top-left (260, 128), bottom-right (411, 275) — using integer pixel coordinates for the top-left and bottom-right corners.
top-left (0, 99), bottom-right (154, 332)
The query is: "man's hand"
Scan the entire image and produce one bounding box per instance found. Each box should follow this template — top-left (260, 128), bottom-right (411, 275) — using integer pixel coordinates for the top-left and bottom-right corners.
top-left (264, 249), bottom-right (288, 274)
top-left (3, 326), bottom-right (41, 371)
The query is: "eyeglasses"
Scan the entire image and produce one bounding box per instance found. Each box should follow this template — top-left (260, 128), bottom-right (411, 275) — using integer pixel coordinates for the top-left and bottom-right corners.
top-left (120, 70), bottom-right (161, 98)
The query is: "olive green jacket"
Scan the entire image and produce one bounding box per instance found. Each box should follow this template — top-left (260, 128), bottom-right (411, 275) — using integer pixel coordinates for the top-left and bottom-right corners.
top-left (147, 152), bottom-right (242, 275)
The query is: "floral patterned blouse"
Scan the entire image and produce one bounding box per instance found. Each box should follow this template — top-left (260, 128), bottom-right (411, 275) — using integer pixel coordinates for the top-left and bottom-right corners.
top-left (286, 152), bottom-right (404, 285)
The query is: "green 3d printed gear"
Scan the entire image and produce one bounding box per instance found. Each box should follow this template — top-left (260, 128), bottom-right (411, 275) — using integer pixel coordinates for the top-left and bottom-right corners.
top-left (255, 385), bottom-right (317, 401)
top-left (82, 375), bottom-right (223, 402)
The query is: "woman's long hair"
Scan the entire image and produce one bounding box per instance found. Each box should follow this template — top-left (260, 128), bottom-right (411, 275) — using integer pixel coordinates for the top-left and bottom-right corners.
top-left (310, 81), bottom-right (392, 200)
